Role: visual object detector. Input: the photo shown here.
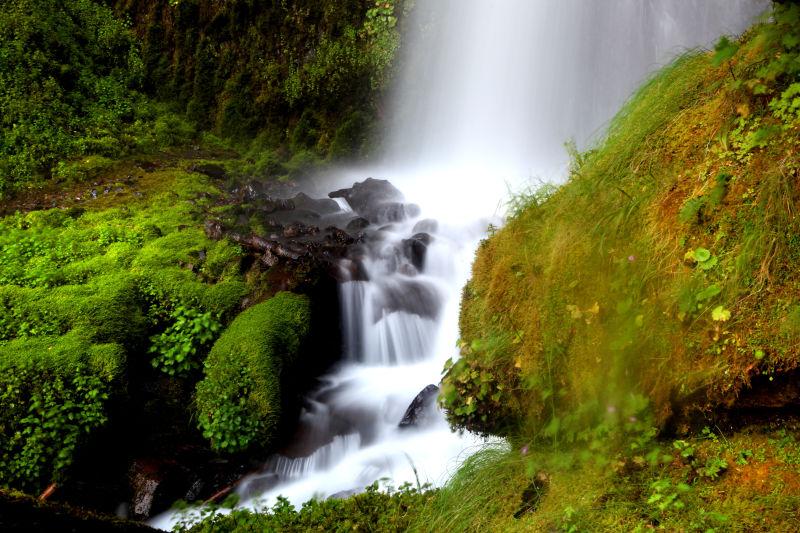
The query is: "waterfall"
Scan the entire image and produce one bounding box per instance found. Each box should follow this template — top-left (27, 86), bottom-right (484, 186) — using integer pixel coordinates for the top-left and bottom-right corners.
top-left (383, 0), bottom-right (769, 219)
top-left (152, 2), bottom-right (768, 529)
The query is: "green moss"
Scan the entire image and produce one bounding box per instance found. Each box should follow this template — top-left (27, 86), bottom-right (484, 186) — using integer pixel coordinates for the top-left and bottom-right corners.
top-left (0, 330), bottom-right (123, 491)
top-left (449, 5), bottom-right (800, 440)
top-left (0, 166), bottom-right (249, 491)
top-left (195, 292), bottom-right (311, 454)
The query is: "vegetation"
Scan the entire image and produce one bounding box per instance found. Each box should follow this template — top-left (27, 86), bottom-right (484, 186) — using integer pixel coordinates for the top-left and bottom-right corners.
top-left (0, 0), bottom-right (196, 197)
top-left (0, 0), bottom-right (406, 198)
top-left (430, 4), bottom-right (800, 531)
top-left (195, 292), bottom-right (311, 454)
top-left (446, 4), bottom-right (800, 437)
top-left (117, 0), bottom-right (403, 154)
top-left (178, 482), bottom-right (431, 533)
top-left (0, 0), bottom-right (404, 513)
top-left (0, 165), bottom-right (247, 493)
top-left (3, 0), bottom-right (800, 530)
top-left (407, 423), bottom-right (800, 531)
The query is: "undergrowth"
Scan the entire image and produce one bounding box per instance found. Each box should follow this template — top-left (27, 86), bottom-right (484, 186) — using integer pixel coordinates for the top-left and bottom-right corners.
top-left (0, 166), bottom-right (246, 492)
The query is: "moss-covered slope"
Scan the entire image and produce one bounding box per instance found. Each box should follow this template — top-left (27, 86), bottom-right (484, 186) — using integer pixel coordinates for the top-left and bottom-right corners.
top-left (447, 5), bottom-right (800, 437)
top-left (428, 5), bottom-right (800, 532)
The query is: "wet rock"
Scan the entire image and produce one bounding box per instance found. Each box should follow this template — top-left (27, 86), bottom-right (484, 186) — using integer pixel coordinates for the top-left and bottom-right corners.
top-left (413, 219), bottom-right (439, 234)
top-left (328, 488), bottom-right (361, 500)
top-left (326, 226), bottom-right (357, 246)
top-left (329, 178), bottom-right (404, 214)
top-left (260, 198), bottom-right (296, 214)
top-left (292, 192), bottom-right (341, 216)
top-left (233, 181), bottom-right (266, 202)
top-left (402, 233), bottom-right (432, 270)
top-left (190, 163), bottom-right (227, 180)
top-left (368, 202), bottom-right (420, 224)
top-left (204, 220), bottom-right (224, 240)
top-left (398, 385), bottom-right (440, 429)
top-left (283, 222), bottom-right (320, 239)
top-left (128, 460), bottom-right (165, 520)
top-left (398, 263), bottom-right (418, 277)
top-left (374, 279), bottom-right (441, 321)
top-left (346, 217), bottom-right (370, 232)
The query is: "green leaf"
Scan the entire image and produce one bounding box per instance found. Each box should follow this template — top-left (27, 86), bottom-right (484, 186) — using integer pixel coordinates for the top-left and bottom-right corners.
top-left (712, 306), bottom-right (731, 322)
top-left (699, 256), bottom-right (718, 270)
top-left (694, 248), bottom-right (711, 262)
top-left (712, 36), bottom-right (739, 67)
top-left (696, 284), bottom-right (721, 302)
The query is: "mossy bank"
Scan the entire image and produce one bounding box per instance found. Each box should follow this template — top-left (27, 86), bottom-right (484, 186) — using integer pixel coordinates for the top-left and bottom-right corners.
top-left (430, 5), bottom-right (800, 531)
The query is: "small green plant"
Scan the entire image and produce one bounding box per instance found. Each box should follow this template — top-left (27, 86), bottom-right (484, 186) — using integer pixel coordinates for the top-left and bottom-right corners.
top-left (149, 306), bottom-right (221, 376)
top-left (647, 478), bottom-right (691, 514)
top-left (698, 456), bottom-right (728, 480)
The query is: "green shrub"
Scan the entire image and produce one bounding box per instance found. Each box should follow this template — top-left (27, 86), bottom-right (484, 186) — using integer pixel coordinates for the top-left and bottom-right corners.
top-left (149, 306), bottom-right (221, 377)
top-left (0, 0), bottom-right (144, 194)
top-left (195, 292), bottom-right (311, 453)
top-left (0, 331), bottom-right (123, 492)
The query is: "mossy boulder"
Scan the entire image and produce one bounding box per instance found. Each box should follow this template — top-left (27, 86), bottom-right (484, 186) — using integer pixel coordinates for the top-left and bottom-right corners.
top-left (195, 292), bottom-right (311, 454)
top-left (0, 331), bottom-right (124, 492)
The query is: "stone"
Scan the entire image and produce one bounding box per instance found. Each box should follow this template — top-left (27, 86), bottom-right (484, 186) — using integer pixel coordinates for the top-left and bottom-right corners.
top-left (329, 178), bottom-right (404, 214)
top-left (204, 220), bottom-right (224, 240)
top-left (346, 217), bottom-right (370, 232)
top-left (190, 163), bottom-right (227, 180)
top-left (398, 385), bottom-right (440, 428)
top-left (413, 219), bottom-right (438, 234)
top-left (402, 233), bottom-right (432, 270)
top-left (291, 192), bottom-right (341, 216)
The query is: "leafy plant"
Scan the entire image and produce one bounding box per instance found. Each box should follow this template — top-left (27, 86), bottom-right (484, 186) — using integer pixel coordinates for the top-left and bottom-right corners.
top-left (0, 363), bottom-right (110, 492)
top-left (647, 478), bottom-right (691, 514)
top-left (149, 306), bottom-right (221, 377)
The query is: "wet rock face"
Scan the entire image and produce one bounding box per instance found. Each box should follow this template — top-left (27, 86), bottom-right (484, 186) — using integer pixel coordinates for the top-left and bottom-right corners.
top-left (329, 178), bottom-right (421, 224)
top-left (402, 233), bottom-right (432, 270)
top-left (373, 279), bottom-right (441, 321)
top-left (330, 178), bottom-right (404, 213)
top-left (399, 385), bottom-right (440, 429)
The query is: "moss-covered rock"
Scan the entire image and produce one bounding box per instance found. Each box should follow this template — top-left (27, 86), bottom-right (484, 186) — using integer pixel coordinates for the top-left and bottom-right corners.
top-left (195, 292), bottom-right (311, 454)
top-left (0, 331), bottom-right (124, 492)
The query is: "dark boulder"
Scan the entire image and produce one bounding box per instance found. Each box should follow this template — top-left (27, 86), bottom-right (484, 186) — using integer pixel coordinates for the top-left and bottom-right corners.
top-left (373, 279), bottom-right (441, 321)
top-left (413, 219), bottom-right (439, 235)
top-left (398, 385), bottom-right (440, 429)
top-left (190, 163), bottom-right (227, 180)
top-left (204, 220), bottom-right (224, 240)
top-left (329, 178), bottom-right (404, 214)
top-left (402, 233), bottom-right (432, 270)
top-left (346, 217), bottom-right (370, 232)
top-left (292, 192), bottom-right (341, 216)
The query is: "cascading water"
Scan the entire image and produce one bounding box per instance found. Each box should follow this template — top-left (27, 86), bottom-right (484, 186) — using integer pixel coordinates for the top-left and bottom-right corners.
top-left (153, 1), bottom-right (768, 529)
